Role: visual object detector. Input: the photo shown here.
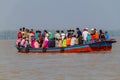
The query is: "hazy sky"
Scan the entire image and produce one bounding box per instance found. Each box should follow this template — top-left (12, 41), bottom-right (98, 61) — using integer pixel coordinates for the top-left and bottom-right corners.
top-left (0, 0), bottom-right (120, 30)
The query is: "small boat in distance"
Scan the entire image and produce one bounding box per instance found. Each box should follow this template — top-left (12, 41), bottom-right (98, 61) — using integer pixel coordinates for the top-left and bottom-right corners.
top-left (16, 39), bottom-right (116, 53)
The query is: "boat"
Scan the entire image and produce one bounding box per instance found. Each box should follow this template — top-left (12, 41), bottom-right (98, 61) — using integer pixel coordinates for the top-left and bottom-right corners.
top-left (16, 39), bottom-right (116, 53)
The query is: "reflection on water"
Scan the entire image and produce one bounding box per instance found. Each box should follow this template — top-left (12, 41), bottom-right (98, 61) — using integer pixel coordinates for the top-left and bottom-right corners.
top-left (0, 39), bottom-right (119, 80)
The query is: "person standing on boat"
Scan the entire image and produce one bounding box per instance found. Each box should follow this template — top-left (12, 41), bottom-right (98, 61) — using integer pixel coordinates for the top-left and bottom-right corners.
top-left (68, 30), bottom-right (72, 37)
top-left (42, 30), bottom-right (45, 39)
top-left (17, 28), bottom-right (22, 39)
top-left (48, 32), bottom-right (53, 40)
top-left (55, 30), bottom-right (60, 39)
top-left (76, 28), bottom-right (82, 38)
top-left (66, 30), bottom-right (69, 38)
top-left (55, 30), bottom-right (60, 47)
top-left (104, 31), bottom-right (110, 41)
top-left (35, 30), bottom-right (39, 40)
top-left (42, 30), bottom-right (49, 48)
top-left (93, 28), bottom-right (99, 42)
top-left (71, 30), bottom-right (75, 37)
top-left (28, 31), bottom-right (33, 47)
top-left (38, 31), bottom-right (43, 47)
top-left (86, 32), bottom-right (91, 43)
top-left (76, 28), bottom-right (83, 44)
top-left (82, 28), bottom-right (89, 44)
top-left (31, 36), bottom-right (35, 48)
top-left (30, 29), bottom-right (35, 36)
top-left (99, 29), bottom-right (105, 41)
top-left (61, 30), bottom-right (65, 40)
top-left (21, 27), bottom-right (25, 35)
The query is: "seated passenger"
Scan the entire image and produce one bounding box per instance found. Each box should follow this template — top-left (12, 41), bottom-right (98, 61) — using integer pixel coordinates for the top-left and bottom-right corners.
top-left (55, 38), bottom-right (59, 47)
top-left (16, 38), bottom-right (22, 47)
top-left (91, 34), bottom-right (95, 41)
top-left (31, 37), bottom-right (35, 48)
top-left (20, 37), bottom-right (28, 48)
top-left (42, 38), bottom-right (49, 48)
top-left (70, 35), bottom-right (76, 46)
top-left (34, 40), bottom-right (40, 48)
top-left (38, 38), bottom-right (44, 48)
top-left (66, 36), bottom-right (72, 46)
top-left (62, 37), bottom-right (67, 47)
top-left (24, 38), bottom-right (29, 48)
top-left (58, 37), bottom-right (62, 47)
top-left (75, 37), bottom-right (78, 45)
top-left (48, 38), bottom-right (55, 48)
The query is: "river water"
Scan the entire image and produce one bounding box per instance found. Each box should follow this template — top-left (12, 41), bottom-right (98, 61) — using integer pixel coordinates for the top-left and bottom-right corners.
top-left (0, 37), bottom-right (119, 80)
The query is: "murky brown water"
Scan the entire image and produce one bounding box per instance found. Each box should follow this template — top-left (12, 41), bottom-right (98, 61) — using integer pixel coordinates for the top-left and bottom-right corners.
top-left (0, 38), bottom-right (120, 80)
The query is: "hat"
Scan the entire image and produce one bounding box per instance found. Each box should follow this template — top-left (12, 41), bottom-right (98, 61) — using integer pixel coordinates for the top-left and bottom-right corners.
top-left (91, 28), bottom-right (94, 31)
top-left (85, 27), bottom-right (88, 30)
top-left (83, 28), bottom-right (88, 31)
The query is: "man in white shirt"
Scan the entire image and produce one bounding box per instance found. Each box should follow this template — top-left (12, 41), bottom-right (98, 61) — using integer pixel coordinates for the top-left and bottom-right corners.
top-left (82, 28), bottom-right (89, 44)
top-left (61, 30), bottom-right (65, 40)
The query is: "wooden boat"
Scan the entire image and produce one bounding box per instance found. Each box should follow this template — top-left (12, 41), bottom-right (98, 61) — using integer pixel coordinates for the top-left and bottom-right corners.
top-left (16, 39), bottom-right (116, 53)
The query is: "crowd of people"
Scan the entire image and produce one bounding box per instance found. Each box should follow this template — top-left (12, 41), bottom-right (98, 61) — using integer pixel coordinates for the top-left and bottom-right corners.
top-left (16, 27), bottom-right (110, 48)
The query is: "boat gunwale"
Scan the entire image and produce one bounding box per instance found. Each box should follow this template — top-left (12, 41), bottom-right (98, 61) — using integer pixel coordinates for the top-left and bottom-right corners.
top-left (16, 39), bottom-right (117, 53)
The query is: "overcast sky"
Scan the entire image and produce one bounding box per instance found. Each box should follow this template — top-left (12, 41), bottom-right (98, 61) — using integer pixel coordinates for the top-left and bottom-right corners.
top-left (0, 0), bottom-right (120, 31)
